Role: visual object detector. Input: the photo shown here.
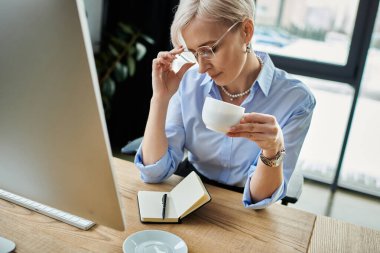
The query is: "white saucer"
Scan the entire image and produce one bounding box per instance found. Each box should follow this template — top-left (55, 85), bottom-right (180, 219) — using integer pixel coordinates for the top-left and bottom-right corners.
top-left (123, 230), bottom-right (188, 253)
top-left (0, 236), bottom-right (16, 253)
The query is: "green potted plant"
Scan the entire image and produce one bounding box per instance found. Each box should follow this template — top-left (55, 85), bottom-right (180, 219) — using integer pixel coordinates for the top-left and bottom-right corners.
top-left (94, 22), bottom-right (154, 119)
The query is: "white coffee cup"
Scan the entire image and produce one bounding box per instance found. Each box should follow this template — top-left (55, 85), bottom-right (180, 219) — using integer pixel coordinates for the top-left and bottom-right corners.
top-left (202, 97), bottom-right (245, 133)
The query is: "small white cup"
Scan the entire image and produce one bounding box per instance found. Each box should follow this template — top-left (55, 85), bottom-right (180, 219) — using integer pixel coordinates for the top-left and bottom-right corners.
top-left (202, 97), bottom-right (245, 133)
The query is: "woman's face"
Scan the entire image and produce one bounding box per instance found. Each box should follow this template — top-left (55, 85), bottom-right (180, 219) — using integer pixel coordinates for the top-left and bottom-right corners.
top-left (182, 17), bottom-right (248, 86)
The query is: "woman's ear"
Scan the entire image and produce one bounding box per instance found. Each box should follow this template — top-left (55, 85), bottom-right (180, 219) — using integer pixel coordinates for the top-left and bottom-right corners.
top-left (242, 19), bottom-right (254, 44)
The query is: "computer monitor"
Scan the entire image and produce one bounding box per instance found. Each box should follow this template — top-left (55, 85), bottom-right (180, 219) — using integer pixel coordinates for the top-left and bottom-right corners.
top-left (0, 0), bottom-right (125, 231)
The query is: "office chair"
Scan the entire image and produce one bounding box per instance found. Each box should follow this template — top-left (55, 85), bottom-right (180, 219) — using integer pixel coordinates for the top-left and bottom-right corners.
top-left (122, 137), bottom-right (303, 206)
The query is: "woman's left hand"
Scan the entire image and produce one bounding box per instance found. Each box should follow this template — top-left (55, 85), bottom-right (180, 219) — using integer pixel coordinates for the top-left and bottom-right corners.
top-left (226, 112), bottom-right (284, 157)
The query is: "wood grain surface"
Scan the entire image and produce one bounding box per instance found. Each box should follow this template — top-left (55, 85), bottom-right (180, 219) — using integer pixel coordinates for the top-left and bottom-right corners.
top-left (0, 158), bottom-right (317, 253)
top-left (308, 216), bottom-right (380, 253)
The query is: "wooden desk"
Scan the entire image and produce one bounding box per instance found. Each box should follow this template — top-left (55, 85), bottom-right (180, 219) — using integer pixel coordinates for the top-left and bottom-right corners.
top-left (0, 158), bottom-right (377, 252)
top-left (308, 216), bottom-right (380, 253)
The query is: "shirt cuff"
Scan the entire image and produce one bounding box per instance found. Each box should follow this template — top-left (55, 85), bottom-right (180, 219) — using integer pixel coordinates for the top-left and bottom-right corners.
top-left (134, 147), bottom-right (172, 183)
top-left (242, 173), bottom-right (286, 209)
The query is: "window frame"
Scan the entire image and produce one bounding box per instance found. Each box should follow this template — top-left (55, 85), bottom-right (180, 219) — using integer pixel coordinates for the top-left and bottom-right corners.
top-left (262, 0), bottom-right (380, 195)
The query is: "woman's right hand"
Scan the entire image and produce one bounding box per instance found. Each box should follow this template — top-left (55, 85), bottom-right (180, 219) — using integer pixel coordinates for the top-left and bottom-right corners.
top-left (152, 46), bottom-right (195, 100)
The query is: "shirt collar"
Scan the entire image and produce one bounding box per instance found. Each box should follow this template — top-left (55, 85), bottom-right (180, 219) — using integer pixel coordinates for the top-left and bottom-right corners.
top-left (200, 73), bottom-right (212, 87)
top-left (198, 51), bottom-right (275, 97)
top-left (199, 73), bottom-right (214, 96)
top-left (255, 51), bottom-right (275, 97)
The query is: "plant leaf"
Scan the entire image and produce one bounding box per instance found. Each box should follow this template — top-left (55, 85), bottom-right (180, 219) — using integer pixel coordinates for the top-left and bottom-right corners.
top-left (111, 36), bottom-right (128, 48)
top-left (119, 23), bottom-right (134, 35)
top-left (141, 34), bottom-right (155, 44)
top-left (135, 42), bottom-right (147, 61)
top-left (114, 62), bottom-right (128, 82)
top-left (129, 46), bottom-right (136, 56)
top-left (127, 56), bottom-right (136, 76)
top-left (102, 78), bottom-right (116, 98)
top-left (108, 45), bottom-right (119, 57)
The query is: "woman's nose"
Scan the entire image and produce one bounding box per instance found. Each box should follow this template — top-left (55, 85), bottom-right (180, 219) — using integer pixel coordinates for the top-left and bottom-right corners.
top-left (197, 57), bottom-right (209, 74)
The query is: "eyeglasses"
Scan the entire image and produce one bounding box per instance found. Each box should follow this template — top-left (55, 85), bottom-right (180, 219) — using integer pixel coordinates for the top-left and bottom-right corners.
top-left (180, 21), bottom-right (241, 63)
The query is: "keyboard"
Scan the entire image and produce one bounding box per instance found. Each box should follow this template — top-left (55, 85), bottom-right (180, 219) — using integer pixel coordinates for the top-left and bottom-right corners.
top-left (0, 189), bottom-right (95, 230)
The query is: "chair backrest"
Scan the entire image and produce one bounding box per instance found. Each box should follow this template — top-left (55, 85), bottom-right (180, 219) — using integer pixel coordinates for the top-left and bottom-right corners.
top-left (121, 137), bottom-right (143, 154)
top-left (281, 169), bottom-right (304, 205)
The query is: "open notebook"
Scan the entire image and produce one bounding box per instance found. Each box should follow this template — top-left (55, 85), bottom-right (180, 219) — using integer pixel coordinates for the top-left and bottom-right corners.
top-left (137, 171), bottom-right (211, 223)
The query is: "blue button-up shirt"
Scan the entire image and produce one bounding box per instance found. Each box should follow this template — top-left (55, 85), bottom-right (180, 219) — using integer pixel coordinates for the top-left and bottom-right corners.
top-left (135, 52), bottom-right (316, 209)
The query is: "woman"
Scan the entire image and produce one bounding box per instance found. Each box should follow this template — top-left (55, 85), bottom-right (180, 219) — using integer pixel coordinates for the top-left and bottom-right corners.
top-left (134, 0), bottom-right (316, 209)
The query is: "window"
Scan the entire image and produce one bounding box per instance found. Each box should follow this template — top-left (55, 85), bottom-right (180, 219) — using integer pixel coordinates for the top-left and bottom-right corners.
top-left (255, 0), bottom-right (380, 197)
top-left (294, 77), bottom-right (353, 184)
top-left (340, 5), bottom-right (380, 196)
top-left (255, 0), bottom-right (359, 65)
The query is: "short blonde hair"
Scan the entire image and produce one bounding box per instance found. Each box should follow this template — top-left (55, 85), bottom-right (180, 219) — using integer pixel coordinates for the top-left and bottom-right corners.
top-left (170, 0), bottom-right (256, 47)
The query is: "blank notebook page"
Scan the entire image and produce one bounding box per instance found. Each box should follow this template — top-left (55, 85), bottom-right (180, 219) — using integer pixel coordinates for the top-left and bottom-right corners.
top-left (137, 191), bottom-right (178, 219)
top-left (171, 172), bottom-right (207, 218)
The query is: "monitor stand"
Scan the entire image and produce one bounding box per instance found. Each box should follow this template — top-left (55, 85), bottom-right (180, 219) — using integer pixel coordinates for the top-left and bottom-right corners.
top-left (0, 236), bottom-right (16, 253)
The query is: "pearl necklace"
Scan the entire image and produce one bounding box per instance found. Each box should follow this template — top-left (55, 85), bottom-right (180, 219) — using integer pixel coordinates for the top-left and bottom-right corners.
top-left (221, 55), bottom-right (263, 101)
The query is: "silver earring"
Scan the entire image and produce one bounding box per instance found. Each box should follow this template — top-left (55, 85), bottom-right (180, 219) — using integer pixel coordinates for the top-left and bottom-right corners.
top-left (246, 44), bottom-right (251, 53)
